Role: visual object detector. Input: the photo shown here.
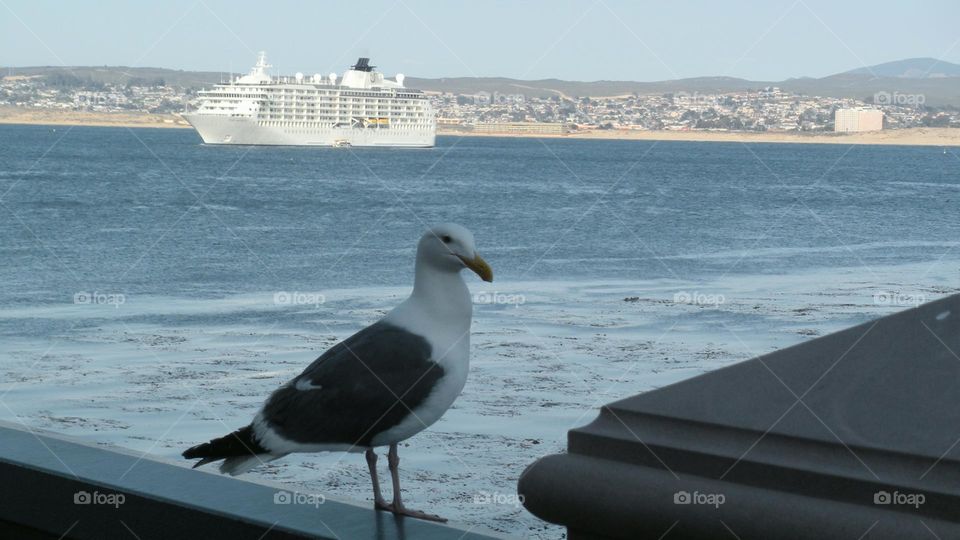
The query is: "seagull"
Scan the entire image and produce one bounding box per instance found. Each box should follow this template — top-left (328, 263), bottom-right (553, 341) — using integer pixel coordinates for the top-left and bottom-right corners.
top-left (183, 224), bottom-right (493, 522)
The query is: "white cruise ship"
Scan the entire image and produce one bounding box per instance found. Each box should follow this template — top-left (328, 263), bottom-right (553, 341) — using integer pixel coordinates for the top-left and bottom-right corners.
top-left (183, 53), bottom-right (435, 147)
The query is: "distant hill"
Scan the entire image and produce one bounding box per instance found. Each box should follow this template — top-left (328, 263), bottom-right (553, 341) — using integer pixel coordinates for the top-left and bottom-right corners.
top-left (1, 66), bottom-right (234, 89)
top-left (403, 76), bottom-right (769, 100)
top-left (4, 58), bottom-right (960, 106)
top-left (842, 58), bottom-right (960, 79)
top-left (407, 73), bottom-right (960, 107)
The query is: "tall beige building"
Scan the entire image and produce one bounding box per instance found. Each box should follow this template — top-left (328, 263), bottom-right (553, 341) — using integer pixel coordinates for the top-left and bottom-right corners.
top-left (473, 122), bottom-right (569, 135)
top-left (834, 108), bottom-right (883, 132)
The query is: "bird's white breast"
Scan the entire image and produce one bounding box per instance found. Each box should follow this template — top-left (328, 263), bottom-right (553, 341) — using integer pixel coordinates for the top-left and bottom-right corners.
top-left (372, 304), bottom-right (472, 446)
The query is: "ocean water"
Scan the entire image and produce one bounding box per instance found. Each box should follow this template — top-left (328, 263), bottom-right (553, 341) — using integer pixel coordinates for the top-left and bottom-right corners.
top-left (1, 125), bottom-right (957, 302)
top-left (1, 124), bottom-right (958, 538)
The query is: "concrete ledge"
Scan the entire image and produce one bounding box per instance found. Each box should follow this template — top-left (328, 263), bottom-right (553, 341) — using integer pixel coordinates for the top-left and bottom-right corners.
top-left (520, 293), bottom-right (960, 539)
top-left (0, 421), bottom-right (499, 539)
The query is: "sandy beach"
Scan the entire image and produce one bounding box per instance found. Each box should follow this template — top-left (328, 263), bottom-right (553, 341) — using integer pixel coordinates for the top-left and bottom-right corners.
top-left (441, 126), bottom-right (960, 146)
top-left (0, 106), bottom-right (189, 129)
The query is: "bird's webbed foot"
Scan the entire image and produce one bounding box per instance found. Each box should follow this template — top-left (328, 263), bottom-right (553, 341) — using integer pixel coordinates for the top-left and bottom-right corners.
top-left (375, 501), bottom-right (447, 523)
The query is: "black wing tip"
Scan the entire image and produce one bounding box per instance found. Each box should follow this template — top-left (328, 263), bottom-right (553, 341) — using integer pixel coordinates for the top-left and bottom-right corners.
top-left (181, 425), bottom-right (267, 466)
top-left (182, 443), bottom-right (207, 460)
top-left (183, 443), bottom-right (228, 469)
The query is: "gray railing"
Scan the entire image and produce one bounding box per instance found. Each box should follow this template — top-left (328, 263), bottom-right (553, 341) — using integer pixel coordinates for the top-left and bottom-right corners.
top-left (0, 420), bottom-right (500, 539)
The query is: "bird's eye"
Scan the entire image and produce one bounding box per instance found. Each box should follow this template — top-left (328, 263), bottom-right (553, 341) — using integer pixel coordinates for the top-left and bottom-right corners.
top-left (441, 235), bottom-right (452, 243)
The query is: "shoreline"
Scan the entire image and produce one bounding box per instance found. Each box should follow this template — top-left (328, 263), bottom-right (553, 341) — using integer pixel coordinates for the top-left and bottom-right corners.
top-left (0, 107), bottom-right (190, 130)
top-left (1, 107), bottom-right (958, 146)
top-left (439, 126), bottom-right (960, 147)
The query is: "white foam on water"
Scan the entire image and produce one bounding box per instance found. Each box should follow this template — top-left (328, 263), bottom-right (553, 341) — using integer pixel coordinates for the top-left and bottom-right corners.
top-left (887, 181), bottom-right (960, 190)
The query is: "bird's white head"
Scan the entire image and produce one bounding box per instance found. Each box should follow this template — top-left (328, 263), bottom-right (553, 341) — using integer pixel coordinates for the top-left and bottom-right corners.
top-left (416, 223), bottom-right (493, 283)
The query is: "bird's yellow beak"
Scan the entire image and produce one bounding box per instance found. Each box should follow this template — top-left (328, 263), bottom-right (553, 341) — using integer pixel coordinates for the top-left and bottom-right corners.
top-left (458, 254), bottom-right (493, 282)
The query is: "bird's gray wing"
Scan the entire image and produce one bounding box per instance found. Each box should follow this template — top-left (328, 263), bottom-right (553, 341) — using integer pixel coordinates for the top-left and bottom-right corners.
top-left (259, 321), bottom-right (445, 447)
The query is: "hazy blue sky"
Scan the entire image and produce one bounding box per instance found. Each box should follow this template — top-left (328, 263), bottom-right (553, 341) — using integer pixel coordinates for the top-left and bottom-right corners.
top-left (2, 0), bottom-right (958, 81)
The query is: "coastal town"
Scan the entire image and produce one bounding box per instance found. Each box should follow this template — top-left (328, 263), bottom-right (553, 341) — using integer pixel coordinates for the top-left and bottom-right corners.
top-left (1, 72), bottom-right (958, 134)
top-left (434, 87), bottom-right (956, 133)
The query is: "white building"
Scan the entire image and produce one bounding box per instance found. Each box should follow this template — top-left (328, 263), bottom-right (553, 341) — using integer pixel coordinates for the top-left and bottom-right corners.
top-left (834, 108), bottom-right (883, 132)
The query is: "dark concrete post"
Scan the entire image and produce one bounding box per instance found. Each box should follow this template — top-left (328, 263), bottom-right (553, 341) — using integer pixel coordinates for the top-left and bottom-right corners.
top-left (519, 294), bottom-right (960, 539)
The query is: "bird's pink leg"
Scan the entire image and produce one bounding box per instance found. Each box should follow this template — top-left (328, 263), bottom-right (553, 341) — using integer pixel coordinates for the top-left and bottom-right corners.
top-left (384, 443), bottom-right (447, 522)
top-left (365, 448), bottom-right (390, 510)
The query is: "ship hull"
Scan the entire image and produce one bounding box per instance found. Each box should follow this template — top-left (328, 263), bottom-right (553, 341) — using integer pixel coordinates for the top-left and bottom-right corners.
top-left (182, 114), bottom-right (435, 148)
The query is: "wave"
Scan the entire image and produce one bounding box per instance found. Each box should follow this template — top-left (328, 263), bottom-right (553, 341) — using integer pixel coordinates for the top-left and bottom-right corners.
top-left (887, 181), bottom-right (960, 190)
top-left (656, 240), bottom-right (959, 261)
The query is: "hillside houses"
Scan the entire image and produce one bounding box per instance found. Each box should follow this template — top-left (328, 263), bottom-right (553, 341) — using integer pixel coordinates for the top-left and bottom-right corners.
top-left (2, 74), bottom-right (957, 131)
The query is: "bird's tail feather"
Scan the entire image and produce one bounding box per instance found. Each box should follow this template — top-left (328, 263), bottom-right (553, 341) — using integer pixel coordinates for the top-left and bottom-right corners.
top-left (183, 424), bottom-right (276, 474)
top-left (219, 454), bottom-right (280, 476)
